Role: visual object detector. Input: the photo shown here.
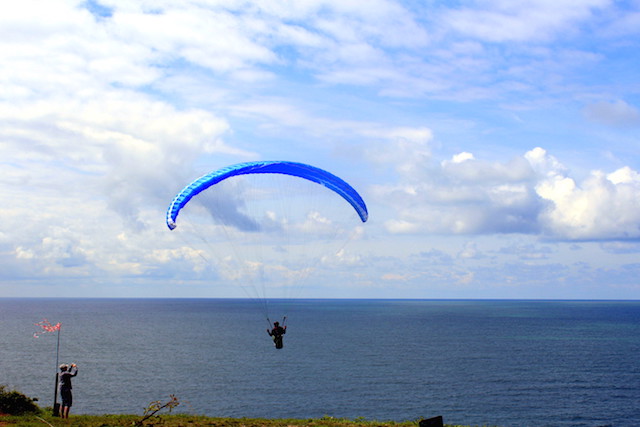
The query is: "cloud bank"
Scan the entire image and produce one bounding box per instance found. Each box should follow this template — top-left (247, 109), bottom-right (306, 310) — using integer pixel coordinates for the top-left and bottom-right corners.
top-left (1, 0), bottom-right (639, 297)
top-left (370, 136), bottom-right (640, 241)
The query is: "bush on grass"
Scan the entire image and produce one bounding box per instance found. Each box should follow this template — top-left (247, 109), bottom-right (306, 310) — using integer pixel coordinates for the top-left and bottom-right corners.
top-left (0, 385), bottom-right (40, 415)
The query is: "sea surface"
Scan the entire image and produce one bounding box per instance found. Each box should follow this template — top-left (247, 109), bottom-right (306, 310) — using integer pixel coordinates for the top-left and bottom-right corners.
top-left (1, 298), bottom-right (639, 427)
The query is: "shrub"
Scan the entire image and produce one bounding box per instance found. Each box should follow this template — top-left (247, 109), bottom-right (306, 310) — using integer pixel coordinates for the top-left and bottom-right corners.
top-left (0, 385), bottom-right (40, 415)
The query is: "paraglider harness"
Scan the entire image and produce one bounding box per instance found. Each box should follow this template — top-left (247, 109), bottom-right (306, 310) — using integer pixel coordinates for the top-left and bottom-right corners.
top-left (267, 317), bottom-right (287, 349)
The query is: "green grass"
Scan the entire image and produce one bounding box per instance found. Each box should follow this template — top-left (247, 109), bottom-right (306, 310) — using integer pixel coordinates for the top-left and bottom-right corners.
top-left (0, 387), bottom-right (478, 427)
top-left (0, 413), bottom-right (472, 427)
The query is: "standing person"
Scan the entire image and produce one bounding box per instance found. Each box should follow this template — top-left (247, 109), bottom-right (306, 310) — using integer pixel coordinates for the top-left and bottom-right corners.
top-left (267, 321), bottom-right (286, 349)
top-left (58, 363), bottom-right (78, 418)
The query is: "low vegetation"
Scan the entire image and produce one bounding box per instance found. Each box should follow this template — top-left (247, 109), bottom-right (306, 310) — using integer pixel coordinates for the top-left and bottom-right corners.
top-left (0, 414), bottom-right (471, 427)
top-left (0, 386), bottom-right (39, 416)
top-left (0, 386), bottom-right (471, 427)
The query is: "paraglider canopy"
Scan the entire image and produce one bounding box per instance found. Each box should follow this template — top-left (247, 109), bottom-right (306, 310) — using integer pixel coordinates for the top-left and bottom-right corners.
top-left (167, 161), bottom-right (368, 230)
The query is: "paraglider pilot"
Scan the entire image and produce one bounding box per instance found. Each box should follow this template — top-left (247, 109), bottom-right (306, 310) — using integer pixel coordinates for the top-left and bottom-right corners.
top-left (267, 321), bottom-right (286, 349)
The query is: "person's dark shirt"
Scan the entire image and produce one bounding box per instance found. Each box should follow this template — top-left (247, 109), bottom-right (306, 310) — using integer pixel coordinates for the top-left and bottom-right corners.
top-left (270, 326), bottom-right (286, 337)
top-left (59, 367), bottom-right (78, 391)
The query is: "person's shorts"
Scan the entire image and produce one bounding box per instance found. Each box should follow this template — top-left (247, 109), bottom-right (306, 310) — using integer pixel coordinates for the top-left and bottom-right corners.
top-left (60, 389), bottom-right (73, 407)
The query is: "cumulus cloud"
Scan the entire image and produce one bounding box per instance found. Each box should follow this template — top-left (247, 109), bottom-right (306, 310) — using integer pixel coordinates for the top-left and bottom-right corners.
top-left (0, 1), bottom-right (266, 282)
top-left (1, 0), bottom-right (269, 234)
top-left (0, 90), bottom-right (244, 228)
top-left (372, 146), bottom-right (541, 235)
top-left (531, 149), bottom-right (640, 240)
top-left (374, 146), bottom-right (640, 241)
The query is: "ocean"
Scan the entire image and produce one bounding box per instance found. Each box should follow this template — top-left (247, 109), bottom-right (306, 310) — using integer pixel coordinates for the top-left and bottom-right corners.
top-left (1, 298), bottom-right (639, 427)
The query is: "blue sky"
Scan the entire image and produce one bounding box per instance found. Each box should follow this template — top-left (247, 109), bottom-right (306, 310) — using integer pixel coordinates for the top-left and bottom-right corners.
top-left (1, 0), bottom-right (640, 299)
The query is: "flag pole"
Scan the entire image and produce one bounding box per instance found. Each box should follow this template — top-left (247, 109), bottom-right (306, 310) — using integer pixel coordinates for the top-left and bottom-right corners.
top-left (52, 326), bottom-right (61, 417)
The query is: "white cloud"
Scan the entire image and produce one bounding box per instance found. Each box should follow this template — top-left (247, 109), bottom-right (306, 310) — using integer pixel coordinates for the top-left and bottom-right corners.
top-left (451, 152), bottom-right (475, 163)
top-left (458, 241), bottom-right (481, 259)
top-left (444, 0), bottom-right (611, 43)
top-left (373, 146), bottom-right (640, 240)
top-left (534, 157), bottom-right (640, 240)
top-left (373, 152), bottom-right (540, 235)
top-left (1, 0), bottom-right (639, 299)
top-left (600, 5), bottom-right (640, 36)
top-left (520, 148), bottom-right (640, 240)
top-left (363, 127), bottom-right (434, 178)
top-left (110, 6), bottom-right (277, 74)
top-left (1, 90), bottom-right (244, 221)
top-left (583, 99), bottom-right (640, 128)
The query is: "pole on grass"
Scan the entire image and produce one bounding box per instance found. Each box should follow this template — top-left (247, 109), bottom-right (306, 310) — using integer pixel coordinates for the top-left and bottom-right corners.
top-left (52, 326), bottom-right (61, 417)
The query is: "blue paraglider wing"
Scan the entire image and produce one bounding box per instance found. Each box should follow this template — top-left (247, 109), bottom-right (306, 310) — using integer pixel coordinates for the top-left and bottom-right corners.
top-left (166, 161), bottom-right (368, 230)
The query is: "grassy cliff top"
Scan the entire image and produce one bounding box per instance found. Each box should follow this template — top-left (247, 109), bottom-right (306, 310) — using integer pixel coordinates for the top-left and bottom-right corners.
top-left (0, 414), bottom-right (472, 427)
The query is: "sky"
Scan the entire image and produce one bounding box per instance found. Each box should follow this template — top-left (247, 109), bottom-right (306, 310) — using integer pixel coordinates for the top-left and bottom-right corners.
top-left (2, 0), bottom-right (640, 299)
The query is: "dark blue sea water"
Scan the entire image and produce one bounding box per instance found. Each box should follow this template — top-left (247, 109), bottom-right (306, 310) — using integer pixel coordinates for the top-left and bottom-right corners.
top-left (1, 299), bottom-right (639, 426)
